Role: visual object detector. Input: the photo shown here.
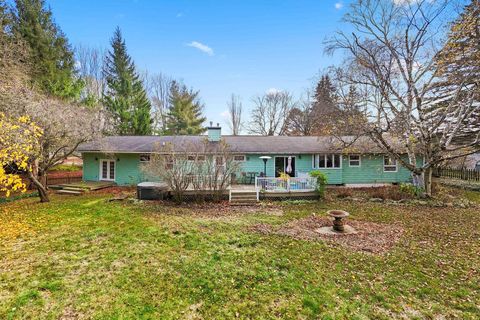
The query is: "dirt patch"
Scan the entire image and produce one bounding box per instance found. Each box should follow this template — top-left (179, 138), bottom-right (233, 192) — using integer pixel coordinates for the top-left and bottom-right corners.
top-left (250, 216), bottom-right (404, 254)
top-left (93, 186), bottom-right (136, 196)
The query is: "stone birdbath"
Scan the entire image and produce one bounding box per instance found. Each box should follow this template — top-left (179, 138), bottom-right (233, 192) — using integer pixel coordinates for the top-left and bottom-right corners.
top-left (327, 210), bottom-right (350, 232)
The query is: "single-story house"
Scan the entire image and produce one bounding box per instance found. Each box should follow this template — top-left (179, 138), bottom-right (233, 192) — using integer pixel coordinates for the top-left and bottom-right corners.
top-left (78, 125), bottom-right (423, 187)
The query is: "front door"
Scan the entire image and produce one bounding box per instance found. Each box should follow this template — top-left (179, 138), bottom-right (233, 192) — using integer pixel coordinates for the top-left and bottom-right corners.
top-left (100, 160), bottom-right (115, 181)
top-left (275, 156), bottom-right (296, 177)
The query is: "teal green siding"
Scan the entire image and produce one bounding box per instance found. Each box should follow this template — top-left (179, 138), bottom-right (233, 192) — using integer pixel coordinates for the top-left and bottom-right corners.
top-left (82, 152), bottom-right (153, 186)
top-left (341, 154), bottom-right (415, 184)
top-left (82, 152), bottom-right (421, 186)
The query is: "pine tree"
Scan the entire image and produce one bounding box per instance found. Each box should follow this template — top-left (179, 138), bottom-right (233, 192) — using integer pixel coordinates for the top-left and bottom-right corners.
top-left (103, 27), bottom-right (152, 135)
top-left (311, 74), bottom-right (341, 135)
top-left (12, 0), bottom-right (82, 100)
top-left (164, 81), bottom-right (206, 135)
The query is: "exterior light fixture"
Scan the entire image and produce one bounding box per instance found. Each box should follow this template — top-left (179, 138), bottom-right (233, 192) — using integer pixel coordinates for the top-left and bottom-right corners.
top-left (259, 156), bottom-right (272, 177)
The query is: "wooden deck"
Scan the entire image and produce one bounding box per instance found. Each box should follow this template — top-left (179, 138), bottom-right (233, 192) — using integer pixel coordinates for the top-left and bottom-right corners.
top-left (50, 181), bottom-right (115, 195)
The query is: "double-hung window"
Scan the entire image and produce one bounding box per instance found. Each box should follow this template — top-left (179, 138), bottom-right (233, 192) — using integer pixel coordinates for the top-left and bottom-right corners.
top-left (383, 156), bottom-right (397, 172)
top-left (233, 155), bottom-right (246, 162)
top-left (313, 154), bottom-right (341, 169)
top-left (349, 155), bottom-right (361, 167)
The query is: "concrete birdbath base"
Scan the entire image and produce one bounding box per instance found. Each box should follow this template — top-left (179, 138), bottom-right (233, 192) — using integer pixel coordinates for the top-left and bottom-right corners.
top-left (315, 210), bottom-right (357, 235)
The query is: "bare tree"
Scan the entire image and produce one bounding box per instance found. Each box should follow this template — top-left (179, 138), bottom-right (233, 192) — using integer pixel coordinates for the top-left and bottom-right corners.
top-left (149, 73), bottom-right (173, 134)
top-left (141, 138), bottom-right (241, 202)
top-left (249, 90), bottom-right (296, 136)
top-left (326, 0), bottom-right (479, 196)
top-left (75, 44), bottom-right (105, 105)
top-left (284, 91), bottom-right (315, 136)
top-left (227, 94), bottom-right (243, 135)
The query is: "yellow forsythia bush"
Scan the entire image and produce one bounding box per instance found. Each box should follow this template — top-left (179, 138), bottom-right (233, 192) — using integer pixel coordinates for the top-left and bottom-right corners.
top-left (0, 113), bottom-right (42, 197)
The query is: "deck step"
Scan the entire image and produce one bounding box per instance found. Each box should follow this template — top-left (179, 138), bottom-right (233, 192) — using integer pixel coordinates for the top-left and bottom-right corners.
top-left (56, 189), bottom-right (83, 195)
top-left (61, 187), bottom-right (86, 192)
top-left (230, 190), bottom-right (258, 205)
top-left (230, 200), bottom-right (259, 206)
top-left (230, 195), bottom-right (257, 200)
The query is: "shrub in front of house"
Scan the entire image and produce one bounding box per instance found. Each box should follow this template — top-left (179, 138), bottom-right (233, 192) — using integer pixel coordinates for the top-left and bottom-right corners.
top-left (309, 170), bottom-right (328, 198)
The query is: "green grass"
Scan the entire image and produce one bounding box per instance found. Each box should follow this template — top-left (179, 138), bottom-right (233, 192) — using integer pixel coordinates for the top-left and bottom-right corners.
top-left (0, 193), bottom-right (479, 319)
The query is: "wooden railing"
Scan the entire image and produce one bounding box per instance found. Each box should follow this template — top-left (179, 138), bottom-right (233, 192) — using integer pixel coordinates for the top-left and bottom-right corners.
top-left (433, 167), bottom-right (480, 182)
top-left (255, 177), bottom-right (317, 192)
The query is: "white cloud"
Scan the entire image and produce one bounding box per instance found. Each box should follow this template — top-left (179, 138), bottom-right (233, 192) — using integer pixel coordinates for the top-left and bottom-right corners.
top-left (266, 88), bottom-right (282, 95)
top-left (220, 110), bottom-right (230, 118)
top-left (186, 41), bottom-right (214, 56)
top-left (335, 2), bottom-right (343, 9)
top-left (176, 12), bottom-right (184, 18)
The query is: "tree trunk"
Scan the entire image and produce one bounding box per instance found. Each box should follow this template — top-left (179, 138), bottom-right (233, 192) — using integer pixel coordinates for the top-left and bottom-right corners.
top-left (423, 167), bottom-right (433, 197)
top-left (27, 171), bottom-right (50, 202)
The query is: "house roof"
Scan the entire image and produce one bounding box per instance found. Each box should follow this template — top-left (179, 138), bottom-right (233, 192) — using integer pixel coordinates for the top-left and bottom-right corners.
top-left (78, 135), bottom-right (402, 154)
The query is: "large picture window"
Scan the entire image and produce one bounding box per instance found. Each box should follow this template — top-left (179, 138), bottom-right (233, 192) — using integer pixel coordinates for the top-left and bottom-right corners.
top-left (313, 154), bottom-right (341, 169)
top-left (383, 156), bottom-right (397, 172)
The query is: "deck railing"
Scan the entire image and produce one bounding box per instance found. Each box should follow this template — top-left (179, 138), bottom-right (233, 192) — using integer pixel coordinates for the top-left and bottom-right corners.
top-left (255, 176), bottom-right (317, 192)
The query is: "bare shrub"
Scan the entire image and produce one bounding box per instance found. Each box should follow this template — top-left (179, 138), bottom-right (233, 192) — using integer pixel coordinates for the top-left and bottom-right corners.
top-left (141, 138), bottom-right (241, 203)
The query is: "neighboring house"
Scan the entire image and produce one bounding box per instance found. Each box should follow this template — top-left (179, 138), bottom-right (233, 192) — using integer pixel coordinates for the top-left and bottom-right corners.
top-left (78, 125), bottom-right (421, 186)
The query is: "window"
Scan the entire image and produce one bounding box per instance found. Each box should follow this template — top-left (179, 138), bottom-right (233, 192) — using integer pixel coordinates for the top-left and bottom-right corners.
top-left (139, 154), bottom-right (150, 162)
top-left (384, 156), bottom-right (397, 172)
top-left (187, 155), bottom-right (205, 161)
top-left (165, 156), bottom-right (174, 170)
top-left (349, 155), bottom-right (361, 167)
top-left (313, 154), bottom-right (341, 169)
top-left (233, 155), bottom-right (246, 162)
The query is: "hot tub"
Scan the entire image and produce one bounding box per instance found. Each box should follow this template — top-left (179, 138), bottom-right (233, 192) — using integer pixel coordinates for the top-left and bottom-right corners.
top-left (137, 182), bottom-right (168, 200)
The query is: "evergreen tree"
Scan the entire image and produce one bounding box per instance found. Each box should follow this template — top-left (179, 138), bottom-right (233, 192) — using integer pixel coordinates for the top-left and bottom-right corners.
top-left (103, 27), bottom-right (152, 135)
top-left (12, 0), bottom-right (82, 99)
top-left (311, 74), bottom-right (341, 135)
top-left (164, 81), bottom-right (206, 135)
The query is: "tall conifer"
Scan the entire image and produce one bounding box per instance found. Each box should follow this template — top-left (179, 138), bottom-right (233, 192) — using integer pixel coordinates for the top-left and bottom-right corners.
top-left (103, 27), bottom-right (152, 135)
top-left (164, 81), bottom-right (206, 135)
top-left (12, 0), bottom-right (82, 99)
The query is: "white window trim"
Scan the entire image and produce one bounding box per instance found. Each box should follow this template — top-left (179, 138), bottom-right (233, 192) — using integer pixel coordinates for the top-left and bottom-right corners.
top-left (312, 154), bottom-right (342, 169)
top-left (233, 155), bottom-right (246, 162)
top-left (99, 159), bottom-right (116, 181)
top-left (383, 155), bottom-right (398, 173)
top-left (349, 155), bottom-right (361, 167)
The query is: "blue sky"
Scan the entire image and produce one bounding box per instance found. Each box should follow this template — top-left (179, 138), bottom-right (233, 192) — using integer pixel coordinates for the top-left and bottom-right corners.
top-left (48, 0), bottom-right (349, 132)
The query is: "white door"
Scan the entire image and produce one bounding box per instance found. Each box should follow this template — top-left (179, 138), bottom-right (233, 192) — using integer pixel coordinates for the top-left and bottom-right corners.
top-left (100, 160), bottom-right (115, 181)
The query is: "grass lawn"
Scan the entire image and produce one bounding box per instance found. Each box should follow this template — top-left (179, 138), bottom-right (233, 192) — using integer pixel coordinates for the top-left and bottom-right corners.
top-left (0, 191), bottom-right (479, 319)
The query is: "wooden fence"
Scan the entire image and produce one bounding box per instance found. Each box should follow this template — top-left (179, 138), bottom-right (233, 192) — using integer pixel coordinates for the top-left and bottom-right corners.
top-left (433, 167), bottom-right (480, 182)
top-left (46, 174), bottom-right (83, 186)
top-left (22, 172), bottom-right (83, 189)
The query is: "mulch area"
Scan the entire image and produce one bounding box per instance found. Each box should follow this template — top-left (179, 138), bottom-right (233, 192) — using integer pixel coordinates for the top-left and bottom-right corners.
top-left (92, 186), bottom-right (136, 196)
top-left (249, 215), bottom-right (404, 254)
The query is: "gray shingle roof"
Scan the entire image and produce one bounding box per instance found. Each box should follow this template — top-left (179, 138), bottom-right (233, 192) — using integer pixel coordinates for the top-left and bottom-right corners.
top-left (78, 135), bottom-right (397, 154)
